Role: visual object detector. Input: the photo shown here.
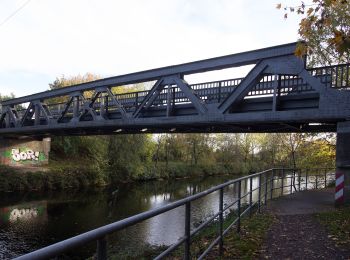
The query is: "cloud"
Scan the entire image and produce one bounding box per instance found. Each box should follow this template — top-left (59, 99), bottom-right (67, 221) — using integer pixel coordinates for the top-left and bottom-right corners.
top-left (0, 0), bottom-right (300, 97)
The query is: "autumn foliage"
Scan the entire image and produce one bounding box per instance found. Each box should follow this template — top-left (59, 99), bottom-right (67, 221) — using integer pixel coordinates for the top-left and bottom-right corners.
top-left (277, 0), bottom-right (350, 66)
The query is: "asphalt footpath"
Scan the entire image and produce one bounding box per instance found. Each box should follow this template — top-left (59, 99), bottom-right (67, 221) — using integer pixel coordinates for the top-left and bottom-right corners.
top-left (259, 189), bottom-right (350, 260)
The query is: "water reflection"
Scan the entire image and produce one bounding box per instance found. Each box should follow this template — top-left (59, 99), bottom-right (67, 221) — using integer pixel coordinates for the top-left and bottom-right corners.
top-left (0, 172), bottom-right (334, 258)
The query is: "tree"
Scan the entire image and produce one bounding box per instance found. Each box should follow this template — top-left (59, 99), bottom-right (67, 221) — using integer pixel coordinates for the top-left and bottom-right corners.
top-left (277, 0), bottom-right (350, 66)
top-left (107, 134), bottom-right (154, 182)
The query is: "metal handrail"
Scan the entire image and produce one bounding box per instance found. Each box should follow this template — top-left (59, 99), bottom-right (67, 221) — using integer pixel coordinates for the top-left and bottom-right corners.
top-left (15, 167), bottom-right (335, 260)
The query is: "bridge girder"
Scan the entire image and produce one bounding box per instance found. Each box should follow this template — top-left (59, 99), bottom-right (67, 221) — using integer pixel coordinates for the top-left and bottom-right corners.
top-left (0, 42), bottom-right (350, 137)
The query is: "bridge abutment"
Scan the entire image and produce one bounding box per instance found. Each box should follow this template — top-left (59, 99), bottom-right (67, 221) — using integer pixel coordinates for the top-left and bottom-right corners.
top-left (0, 137), bottom-right (51, 167)
top-left (336, 121), bottom-right (350, 206)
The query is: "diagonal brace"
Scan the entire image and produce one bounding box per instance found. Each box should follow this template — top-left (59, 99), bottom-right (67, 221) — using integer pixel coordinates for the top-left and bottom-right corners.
top-left (106, 88), bottom-right (128, 118)
top-left (172, 77), bottom-right (207, 115)
top-left (133, 79), bottom-right (164, 118)
top-left (218, 61), bottom-right (268, 113)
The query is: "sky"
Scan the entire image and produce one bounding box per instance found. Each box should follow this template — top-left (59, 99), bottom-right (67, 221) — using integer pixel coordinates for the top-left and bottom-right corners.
top-left (0, 0), bottom-right (301, 98)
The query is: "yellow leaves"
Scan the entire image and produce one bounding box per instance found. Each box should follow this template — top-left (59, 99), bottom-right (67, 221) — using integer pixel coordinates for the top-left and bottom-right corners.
top-left (294, 43), bottom-right (308, 57)
top-left (307, 7), bottom-right (314, 16)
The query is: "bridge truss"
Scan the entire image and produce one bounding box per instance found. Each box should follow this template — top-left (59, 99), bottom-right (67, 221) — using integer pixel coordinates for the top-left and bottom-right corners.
top-left (0, 42), bottom-right (349, 137)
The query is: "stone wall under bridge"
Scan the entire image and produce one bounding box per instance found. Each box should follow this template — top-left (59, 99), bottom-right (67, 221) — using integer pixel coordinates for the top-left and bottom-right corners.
top-left (0, 137), bottom-right (50, 167)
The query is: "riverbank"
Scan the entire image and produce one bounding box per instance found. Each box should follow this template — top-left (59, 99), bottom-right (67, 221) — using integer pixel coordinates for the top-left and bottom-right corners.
top-left (0, 160), bottom-right (238, 192)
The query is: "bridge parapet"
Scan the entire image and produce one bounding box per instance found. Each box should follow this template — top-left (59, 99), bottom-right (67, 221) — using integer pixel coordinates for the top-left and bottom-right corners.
top-left (0, 42), bottom-right (349, 136)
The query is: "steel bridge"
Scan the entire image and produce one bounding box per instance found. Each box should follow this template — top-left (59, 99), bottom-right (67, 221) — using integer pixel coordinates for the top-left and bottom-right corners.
top-left (1, 42), bottom-right (350, 137)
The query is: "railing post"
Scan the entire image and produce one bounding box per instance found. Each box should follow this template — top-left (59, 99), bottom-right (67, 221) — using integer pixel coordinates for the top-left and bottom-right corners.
top-left (264, 173), bottom-right (268, 205)
top-left (315, 174), bottom-right (318, 189)
top-left (290, 169), bottom-right (293, 194)
top-left (249, 176), bottom-right (253, 217)
top-left (219, 188), bottom-right (224, 255)
top-left (97, 236), bottom-right (107, 260)
top-left (237, 180), bottom-right (241, 233)
top-left (305, 169), bottom-right (308, 190)
top-left (324, 169), bottom-right (327, 188)
top-left (218, 81), bottom-right (222, 102)
top-left (135, 92), bottom-right (139, 106)
top-left (258, 174), bottom-right (262, 213)
top-left (185, 202), bottom-right (191, 260)
top-left (281, 168), bottom-right (284, 196)
top-left (298, 169), bottom-right (301, 191)
top-left (270, 169), bottom-right (274, 200)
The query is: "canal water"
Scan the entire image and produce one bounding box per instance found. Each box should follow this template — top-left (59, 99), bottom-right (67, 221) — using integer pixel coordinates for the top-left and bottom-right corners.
top-left (0, 171), bottom-right (328, 259)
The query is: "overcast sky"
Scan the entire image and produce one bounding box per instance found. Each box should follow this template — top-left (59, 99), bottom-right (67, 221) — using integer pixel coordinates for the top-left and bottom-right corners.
top-left (0, 0), bottom-right (301, 98)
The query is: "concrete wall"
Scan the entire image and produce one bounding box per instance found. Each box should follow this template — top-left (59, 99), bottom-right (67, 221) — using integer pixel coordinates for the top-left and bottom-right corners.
top-left (0, 137), bottom-right (51, 167)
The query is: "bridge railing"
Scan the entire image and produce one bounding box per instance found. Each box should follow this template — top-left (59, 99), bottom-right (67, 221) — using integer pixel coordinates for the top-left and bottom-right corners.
top-left (15, 167), bottom-right (335, 260)
top-left (11, 66), bottom-right (338, 118)
top-left (309, 63), bottom-right (350, 89)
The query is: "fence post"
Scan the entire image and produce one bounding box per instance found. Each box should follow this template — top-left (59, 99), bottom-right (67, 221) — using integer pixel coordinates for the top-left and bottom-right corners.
top-left (281, 168), bottom-right (284, 196)
top-left (249, 176), bottom-right (253, 217)
top-left (270, 169), bottom-right (274, 200)
top-left (264, 172), bottom-right (268, 205)
top-left (237, 180), bottom-right (241, 233)
top-left (219, 188), bottom-right (224, 255)
top-left (290, 169), bottom-right (293, 194)
top-left (315, 174), bottom-right (318, 189)
top-left (305, 169), bottom-right (308, 190)
top-left (185, 202), bottom-right (191, 260)
top-left (324, 169), bottom-right (327, 188)
top-left (97, 236), bottom-right (107, 260)
top-left (258, 174), bottom-right (262, 213)
top-left (298, 169), bottom-right (301, 191)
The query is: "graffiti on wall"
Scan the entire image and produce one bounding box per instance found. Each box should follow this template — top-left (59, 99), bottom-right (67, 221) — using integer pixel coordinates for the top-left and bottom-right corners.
top-left (2, 148), bottom-right (46, 164)
top-left (11, 148), bottom-right (40, 161)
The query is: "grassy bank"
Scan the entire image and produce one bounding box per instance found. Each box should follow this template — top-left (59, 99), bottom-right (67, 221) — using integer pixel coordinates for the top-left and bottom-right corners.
top-left (0, 160), bottom-right (241, 192)
top-left (0, 161), bottom-right (107, 192)
top-left (315, 206), bottom-right (350, 251)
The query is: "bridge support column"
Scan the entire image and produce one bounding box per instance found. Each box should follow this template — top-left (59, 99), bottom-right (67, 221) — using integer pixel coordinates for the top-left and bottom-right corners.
top-left (0, 137), bottom-right (51, 167)
top-left (336, 121), bottom-right (350, 206)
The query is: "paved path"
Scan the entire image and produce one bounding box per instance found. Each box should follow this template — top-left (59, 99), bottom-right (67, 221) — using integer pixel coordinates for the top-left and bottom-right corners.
top-left (259, 189), bottom-right (350, 260)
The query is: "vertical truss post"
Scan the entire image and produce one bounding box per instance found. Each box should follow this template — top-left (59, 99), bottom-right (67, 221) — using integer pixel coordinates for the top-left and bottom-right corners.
top-left (166, 85), bottom-right (173, 117)
top-left (272, 74), bottom-right (279, 112)
top-left (34, 102), bottom-right (41, 125)
top-left (73, 96), bottom-right (80, 119)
